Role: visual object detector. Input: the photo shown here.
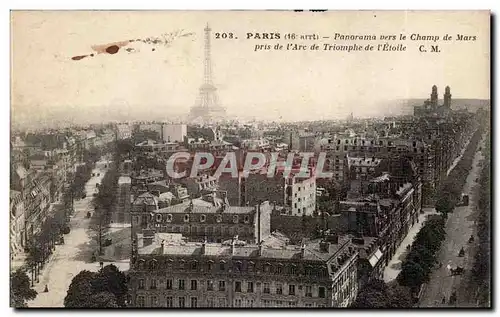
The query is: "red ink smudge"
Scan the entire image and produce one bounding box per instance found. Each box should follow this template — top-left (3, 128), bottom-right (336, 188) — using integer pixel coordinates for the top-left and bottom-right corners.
top-left (72, 55), bottom-right (88, 61)
top-left (106, 45), bottom-right (120, 54)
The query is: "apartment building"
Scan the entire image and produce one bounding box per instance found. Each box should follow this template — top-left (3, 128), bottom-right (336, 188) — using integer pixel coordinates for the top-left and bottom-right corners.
top-left (128, 232), bottom-right (359, 308)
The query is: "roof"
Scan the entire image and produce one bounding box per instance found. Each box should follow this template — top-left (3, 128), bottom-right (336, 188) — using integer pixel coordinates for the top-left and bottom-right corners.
top-left (153, 199), bottom-right (255, 214)
top-left (118, 176), bottom-right (132, 185)
top-left (133, 192), bottom-right (158, 206)
top-left (15, 165), bottom-right (28, 180)
top-left (370, 172), bottom-right (391, 183)
top-left (137, 233), bottom-right (352, 262)
top-left (348, 157), bottom-right (382, 168)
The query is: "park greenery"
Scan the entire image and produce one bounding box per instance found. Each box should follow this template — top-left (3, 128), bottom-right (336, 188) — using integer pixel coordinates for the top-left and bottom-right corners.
top-left (64, 264), bottom-right (128, 308)
top-left (89, 142), bottom-right (120, 256)
top-left (10, 269), bottom-right (37, 308)
top-left (397, 216), bottom-right (446, 292)
top-left (435, 127), bottom-right (485, 216)
top-left (352, 279), bottom-right (412, 308)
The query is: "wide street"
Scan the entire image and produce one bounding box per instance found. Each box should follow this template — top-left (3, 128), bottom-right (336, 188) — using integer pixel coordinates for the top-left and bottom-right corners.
top-left (28, 159), bottom-right (129, 308)
top-left (383, 135), bottom-right (471, 283)
top-left (419, 134), bottom-right (487, 307)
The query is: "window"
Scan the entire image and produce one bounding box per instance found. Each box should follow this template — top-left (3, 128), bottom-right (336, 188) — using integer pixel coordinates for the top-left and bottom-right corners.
top-left (276, 283), bottom-right (283, 295)
top-left (319, 286), bottom-right (326, 298)
top-left (178, 297), bottom-right (185, 308)
top-left (179, 260), bottom-right (185, 270)
top-left (246, 299), bottom-right (254, 307)
top-left (218, 297), bottom-right (226, 307)
top-left (235, 281), bottom-right (242, 292)
top-left (150, 279), bottom-right (157, 289)
top-left (136, 295), bottom-right (145, 307)
top-left (263, 283), bottom-right (270, 294)
top-left (264, 263), bottom-right (271, 273)
top-left (200, 214), bottom-right (206, 222)
top-left (234, 261), bottom-right (242, 272)
top-left (219, 280), bottom-right (226, 291)
top-left (184, 214), bottom-right (190, 222)
top-left (233, 215), bottom-right (239, 223)
top-left (207, 260), bottom-right (214, 271)
top-left (150, 295), bottom-right (158, 307)
top-left (234, 298), bottom-right (242, 307)
top-left (305, 286), bottom-right (312, 297)
top-left (166, 296), bottom-right (173, 308)
top-left (207, 280), bottom-right (214, 291)
top-left (216, 215), bottom-right (222, 223)
top-left (178, 279), bottom-right (185, 290)
top-left (138, 279), bottom-right (145, 289)
top-left (191, 261), bottom-right (198, 270)
top-left (190, 297), bottom-right (197, 308)
top-left (207, 298), bottom-right (215, 308)
top-left (219, 261), bottom-right (226, 271)
top-left (166, 279), bottom-right (172, 290)
top-left (166, 214), bottom-right (172, 222)
top-left (191, 280), bottom-right (197, 290)
top-left (290, 265), bottom-right (297, 275)
top-left (244, 215), bottom-right (250, 223)
top-left (289, 284), bottom-right (296, 295)
top-left (247, 282), bottom-right (254, 293)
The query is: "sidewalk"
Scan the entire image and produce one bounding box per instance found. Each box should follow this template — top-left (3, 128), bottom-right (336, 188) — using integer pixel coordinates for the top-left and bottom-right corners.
top-left (383, 208), bottom-right (438, 282)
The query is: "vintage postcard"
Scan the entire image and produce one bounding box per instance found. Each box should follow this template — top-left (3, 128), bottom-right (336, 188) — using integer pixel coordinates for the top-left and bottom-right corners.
top-left (10, 10), bottom-right (491, 308)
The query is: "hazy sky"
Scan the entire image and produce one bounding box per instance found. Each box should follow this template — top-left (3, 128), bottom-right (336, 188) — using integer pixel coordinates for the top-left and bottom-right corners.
top-left (11, 11), bottom-right (490, 126)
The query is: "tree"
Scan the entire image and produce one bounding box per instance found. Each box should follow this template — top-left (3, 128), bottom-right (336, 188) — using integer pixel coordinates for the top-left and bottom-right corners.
top-left (64, 270), bottom-right (97, 307)
top-left (88, 292), bottom-right (119, 308)
top-left (10, 269), bottom-right (37, 307)
top-left (64, 265), bottom-right (128, 308)
top-left (352, 279), bottom-right (390, 308)
top-left (92, 264), bottom-right (128, 307)
top-left (397, 260), bottom-right (425, 289)
top-left (388, 284), bottom-right (413, 308)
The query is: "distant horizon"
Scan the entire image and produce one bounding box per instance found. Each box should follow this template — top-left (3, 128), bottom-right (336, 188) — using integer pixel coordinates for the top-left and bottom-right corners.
top-left (10, 96), bottom-right (491, 132)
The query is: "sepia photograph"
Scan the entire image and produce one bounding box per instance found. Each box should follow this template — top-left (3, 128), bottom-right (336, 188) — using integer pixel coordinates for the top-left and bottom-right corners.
top-left (9, 10), bottom-right (491, 309)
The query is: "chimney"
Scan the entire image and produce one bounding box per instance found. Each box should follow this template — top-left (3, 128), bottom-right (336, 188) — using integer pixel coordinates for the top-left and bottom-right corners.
top-left (352, 237), bottom-right (365, 245)
top-left (258, 240), bottom-right (264, 257)
top-left (201, 237), bottom-right (207, 255)
top-left (326, 234), bottom-right (339, 244)
top-left (231, 238), bottom-right (236, 255)
top-left (300, 239), bottom-right (306, 258)
top-left (319, 241), bottom-right (330, 253)
top-left (159, 240), bottom-right (165, 254)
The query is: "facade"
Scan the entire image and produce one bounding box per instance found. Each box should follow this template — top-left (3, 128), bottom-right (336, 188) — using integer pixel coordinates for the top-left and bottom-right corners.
top-left (113, 176), bottom-right (132, 224)
top-left (10, 191), bottom-right (26, 259)
top-left (10, 165), bottom-right (53, 247)
top-left (117, 123), bottom-right (133, 140)
top-left (162, 124), bottom-right (187, 143)
top-left (131, 195), bottom-right (272, 244)
top-left (339, 177), bottom-right (421, 267)
top-left (129, 232), bottom-right (358, 308)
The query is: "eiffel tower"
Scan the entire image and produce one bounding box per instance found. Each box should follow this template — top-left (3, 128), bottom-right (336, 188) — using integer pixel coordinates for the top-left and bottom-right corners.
top-left (188, 24), bottom-right (227, 124)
